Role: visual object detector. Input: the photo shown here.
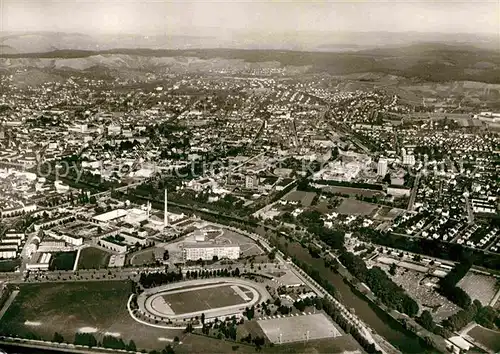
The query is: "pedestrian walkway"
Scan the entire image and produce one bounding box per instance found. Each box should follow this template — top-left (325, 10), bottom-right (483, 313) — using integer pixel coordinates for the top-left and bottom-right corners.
top-left (0, 290), bottom-right (19, 320)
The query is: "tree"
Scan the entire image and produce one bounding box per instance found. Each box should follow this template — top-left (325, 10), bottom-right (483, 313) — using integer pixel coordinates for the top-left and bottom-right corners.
top-left (173, 336), bottom-right (180, 343)
top-left (417, 310), bottom-right (435, 331)
top-left (475, 306), bottom-right (498, 329)
top-left (53, 332), bottom-right (64, 343)
top-left (127, 340), bottom-right (137, 352)
top-left (389, 263), bottom-right (397, 276)
top-left (268, 249), bottom-right (276, 260)
top-left (74, 333), bottom-right (97, 347)
top-left (163, 345), bottom-right (175, 354)
top-left (184, 323), bottom-right (194, 333)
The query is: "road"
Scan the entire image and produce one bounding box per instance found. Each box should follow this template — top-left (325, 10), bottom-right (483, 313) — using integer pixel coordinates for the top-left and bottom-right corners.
top-left (464, 192), bottom-right (475, 224)
top-left (407, 173), bottom-right (421, 211)
top-left (0, 290), bottom-right (19, 320)
top-left (0, 339), bottom-right (128, 354)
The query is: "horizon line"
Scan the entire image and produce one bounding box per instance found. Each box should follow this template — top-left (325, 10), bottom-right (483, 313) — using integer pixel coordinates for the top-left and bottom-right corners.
top-left (1, 29), bottom-right (499, 37)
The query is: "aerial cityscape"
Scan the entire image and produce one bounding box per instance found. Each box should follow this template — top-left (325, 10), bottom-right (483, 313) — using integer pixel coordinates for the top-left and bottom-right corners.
top-left (0, 1), bottom-right (499, 354)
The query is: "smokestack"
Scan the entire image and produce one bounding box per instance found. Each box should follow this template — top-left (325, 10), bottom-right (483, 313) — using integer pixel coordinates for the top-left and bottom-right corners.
top-left (164, 189), bottom-right (168, 227)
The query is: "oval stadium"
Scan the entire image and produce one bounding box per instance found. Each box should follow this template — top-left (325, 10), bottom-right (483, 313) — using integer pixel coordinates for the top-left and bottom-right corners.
top-left (136, 278), bottom-right (271, 322)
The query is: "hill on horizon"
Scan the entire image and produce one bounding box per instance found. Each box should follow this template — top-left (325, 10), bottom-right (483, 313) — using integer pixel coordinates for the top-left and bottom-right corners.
top-left (1, 43), bottom-right (500, 84)
top-left (1, 30), bottom-right (498, 54)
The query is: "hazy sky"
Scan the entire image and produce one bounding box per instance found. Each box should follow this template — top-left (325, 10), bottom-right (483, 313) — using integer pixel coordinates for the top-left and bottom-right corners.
top-left (1, 0), bottom-right (499, 35)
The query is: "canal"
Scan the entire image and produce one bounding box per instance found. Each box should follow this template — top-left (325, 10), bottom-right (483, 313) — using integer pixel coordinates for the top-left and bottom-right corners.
top-left (270, 233), bottom-right (430, 353)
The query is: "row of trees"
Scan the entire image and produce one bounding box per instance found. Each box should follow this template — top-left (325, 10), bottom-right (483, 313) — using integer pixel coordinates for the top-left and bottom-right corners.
top-left (138, 271), bottom-right (183, 288)
top-left (241, 334), bottom-right (265, 349)
top-left (291, 257), bottom-right (340, 300)
top-left (437, 261), bottom-right (473, 308)
top-left (419, 300), bottom-right (500, 335)
top-left (309, 295), bottom-right (381, 353)
top-left (138, 267), bottom-right (246, 289)
top-left (354, 228), bottom-right (500, 271)
top-left (274, 239), bottom-right (402, 353)
top-left (148, 345), bottom-right (175, 354)
top-left (296, 210), bottom-right (345, 249)
top-left (185, 268), bottom-right (240, 279)
top-left (243, 305), bottom-right (256, 320)
top-left (73, 333), bottom-right (137, 352)
top-left (444, 300), bottom-right (483, 332)
top-left (339, 251), bottom-right (419, 317)
top-left (297, 178), bottom-right (383, 191)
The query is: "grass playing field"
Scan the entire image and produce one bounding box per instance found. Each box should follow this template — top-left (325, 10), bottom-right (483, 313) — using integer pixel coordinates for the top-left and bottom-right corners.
top-left (336, 198), bottom-right (378, 216)
top-left (77, 247), bottom-right (111, 270)
top-left (178, 328), bottom-right (360, 354)
top-left (49, 251), bottom-right (77, 271)
top-left (283, 191), bottom-right (317, 207)
top-left (128, 248), bottom-right (155, 266)
top-left (162, 285), bottom-right (248, 314)
top-left (468, 326), bottom-right (500, 352)
top-left (457, 272), bottom-right (499, 306)
top-left (0, 281), bottom-right (132, 339)
top-left (0, 281), bottom-right (183, 351)
top-left (0, 259), bottom-right (20, 272)
top-left (324, 186), bottom-right (385, 198)
top-left (258, 313), bottom-right (341, 344)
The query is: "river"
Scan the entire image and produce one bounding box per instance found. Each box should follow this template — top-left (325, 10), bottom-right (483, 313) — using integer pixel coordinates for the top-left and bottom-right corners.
top-left (127, 193), bottom-right (432, 352)
top-left (271, 234), bottom-right (431, 353)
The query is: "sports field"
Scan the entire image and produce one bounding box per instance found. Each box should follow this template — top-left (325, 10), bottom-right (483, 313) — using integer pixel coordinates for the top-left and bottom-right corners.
top-left (257, 313), bottom-right (341, 344)
top-left (49, 251), bottom-right (77, 271)
top-left (77, 247), bottom-right (111, 270)
top-left (468, 326), bottom-right (500, 352)
top-left (128, 248), bottom-right (155, 266)
top-left (324, 186), bottom-right (385, 198)
top-left (283, 191), bottom-right (317, 207)
top-left (0, 281), bottom-right (132, 339)
top-left (0, 281), bottom-right (181, 351)
top-left (336, 198), bottom-right (378, 216)
top-left (163, 285), bottom-right (249, 314)
top-left (457, 272), bottom-right (499, 306)
top-left (0, 259), bottom-right (20, 272)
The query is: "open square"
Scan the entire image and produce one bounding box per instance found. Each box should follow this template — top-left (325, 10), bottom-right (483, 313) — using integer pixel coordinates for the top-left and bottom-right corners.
top-left (257, 313), bottom-right (341, 344)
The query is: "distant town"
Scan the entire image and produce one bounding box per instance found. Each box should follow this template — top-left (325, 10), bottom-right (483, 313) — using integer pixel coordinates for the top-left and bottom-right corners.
top-left (0, 47), bottom-right (499, 354)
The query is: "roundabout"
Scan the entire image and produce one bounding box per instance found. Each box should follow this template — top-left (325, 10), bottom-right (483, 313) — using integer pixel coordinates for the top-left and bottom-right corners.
top-left (135, 278), bottom-right (271, 324)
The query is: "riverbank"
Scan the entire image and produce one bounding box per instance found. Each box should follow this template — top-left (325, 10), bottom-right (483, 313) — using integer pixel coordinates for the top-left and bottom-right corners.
top-left (267, 233), bottom-right (434, 353)
top-left (121, 191), bottom-right (438, 352)
top-left (333, 258), bottom-right (448, 353)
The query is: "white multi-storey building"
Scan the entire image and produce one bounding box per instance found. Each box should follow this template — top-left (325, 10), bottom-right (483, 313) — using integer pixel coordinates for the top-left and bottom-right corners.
top-left (377, 158), bottom-right (388, 176)
top-left (0, 246), bottom-right (17, 259)
top-left (45, 230), bottom-right (83, 246)
top-left (402, 154), bottom-right (415, 166)
top-left (182, 243), bottom-right (240, 261)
